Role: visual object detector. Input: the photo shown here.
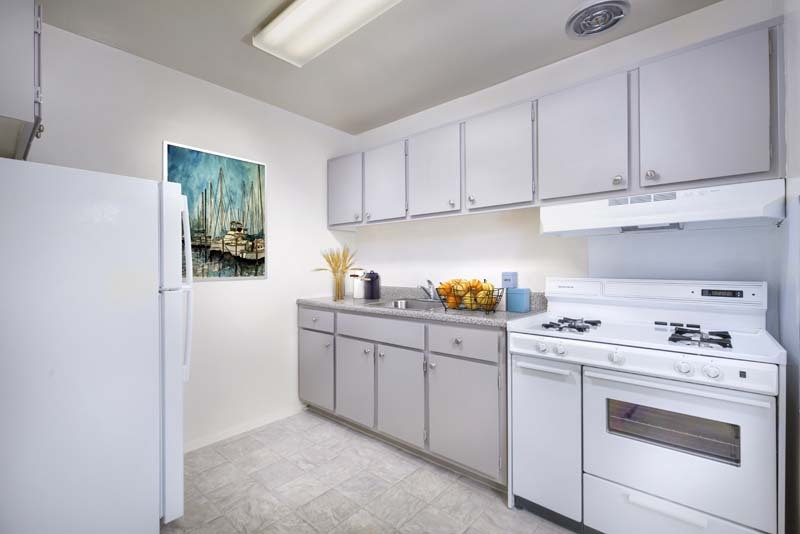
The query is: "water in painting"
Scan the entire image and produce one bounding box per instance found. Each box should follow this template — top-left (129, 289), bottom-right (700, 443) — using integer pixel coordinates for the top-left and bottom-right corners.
top-left (166, 144), bottom-right (266, 279)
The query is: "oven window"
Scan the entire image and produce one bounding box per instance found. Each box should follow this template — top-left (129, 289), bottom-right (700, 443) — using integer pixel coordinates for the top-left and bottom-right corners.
top-left (607, 399), bottom-right (741, 466)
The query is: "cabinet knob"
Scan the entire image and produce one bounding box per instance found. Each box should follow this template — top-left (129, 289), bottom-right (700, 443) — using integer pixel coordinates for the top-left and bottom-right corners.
top-left (311, 316), bottom-right (318, 322)
top-left (612, 175), bottom-right (624, 186)
top-left (429, 362), bottom-right (437, 369)
top-left (448, 199), bottom-right (456, 207)
top-left (645, 170), bottom-right (658, 180)
top-left (354, 213), bottom-right (360, 220)
top-left (453, 337), bottom-right (463, 345)
top-left (468, 195), bottom-right (476, 203)
top-left (324, 343), bottom-right (331, 348)
top-left (363, 348), bottom-right (372, 354)
top-left (378, 351), bottom-right (385, 358)
top-left (365, 212), bottom-right (371, 220)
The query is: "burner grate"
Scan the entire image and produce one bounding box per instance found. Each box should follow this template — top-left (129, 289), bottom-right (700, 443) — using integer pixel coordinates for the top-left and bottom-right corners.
top-left (669, 327), bottom-right (732, 349)
top-left (542, 317), bottom-right (602, 333)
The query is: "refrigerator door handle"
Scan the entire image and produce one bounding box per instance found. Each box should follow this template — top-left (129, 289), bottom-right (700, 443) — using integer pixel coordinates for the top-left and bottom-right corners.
top-left (180, 195), bottom-right (194, 382)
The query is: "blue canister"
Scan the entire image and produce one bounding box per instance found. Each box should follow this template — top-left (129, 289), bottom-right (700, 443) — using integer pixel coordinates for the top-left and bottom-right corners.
top-left (506, 288), bottom-right (531, 313)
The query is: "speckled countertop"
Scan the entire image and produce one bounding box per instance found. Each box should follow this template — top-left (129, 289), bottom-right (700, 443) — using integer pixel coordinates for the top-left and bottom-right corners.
top-left (297, 287), bottom-right (546, 328)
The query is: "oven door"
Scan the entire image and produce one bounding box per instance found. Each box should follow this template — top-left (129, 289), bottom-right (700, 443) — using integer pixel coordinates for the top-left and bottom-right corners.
top-left (583, 367), bottom-right (777, 534)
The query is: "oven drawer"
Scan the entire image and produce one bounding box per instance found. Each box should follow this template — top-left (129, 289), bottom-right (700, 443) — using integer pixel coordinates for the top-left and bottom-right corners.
top-left (583, 367), bottom-right (777, 534)
top-left (584, 474), bottom-right (762, 534)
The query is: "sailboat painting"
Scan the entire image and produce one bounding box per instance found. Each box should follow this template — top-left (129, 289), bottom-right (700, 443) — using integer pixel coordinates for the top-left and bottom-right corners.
top-left (165, 143), bottom-right (266, 279)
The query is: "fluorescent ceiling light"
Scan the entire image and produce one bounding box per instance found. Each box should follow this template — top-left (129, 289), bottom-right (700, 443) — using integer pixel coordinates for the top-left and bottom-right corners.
top-left (252, 0), bottom-right (402, 67)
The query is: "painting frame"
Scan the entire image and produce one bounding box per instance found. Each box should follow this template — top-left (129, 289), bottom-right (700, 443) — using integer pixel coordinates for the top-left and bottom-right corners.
top-left (163, 141), bottom-right (267, 281)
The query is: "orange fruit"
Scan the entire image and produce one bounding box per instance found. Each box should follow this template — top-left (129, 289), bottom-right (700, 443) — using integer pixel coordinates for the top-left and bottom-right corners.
top-left (446, 295), bottom-right (462, 309)
top-left (437, 281), bottom-right (452, 298)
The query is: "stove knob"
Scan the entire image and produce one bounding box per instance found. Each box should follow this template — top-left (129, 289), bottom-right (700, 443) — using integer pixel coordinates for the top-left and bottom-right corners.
top-left (703, 365), bottom-right (721, 379)
top-left (675, 361), bottom-right (693, 375)
top-left (555, 344), bottom-right (567, 356)
top-left (536, 342), bottom-right (548, 353)
top-left (608, 350), bottom-right (625, 365)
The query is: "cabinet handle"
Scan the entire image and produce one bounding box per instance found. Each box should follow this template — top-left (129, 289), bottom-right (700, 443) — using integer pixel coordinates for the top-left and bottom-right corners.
top-left (453, 337), bottom-right (463, 345)
top-left (612, 175), bottom-right (624, 186)
top-left (645, 170), bottom-right (658, 180)
top-left (363, 348), bottom-right (372, 354)
top-left (448, 199), bottom-right (456, 207)
top-left (468, 195), bottom-right (476, 203)
top-left (429, 362), bottom-right (437, 369)
top-left (378, 351), bottom-right (385, 358)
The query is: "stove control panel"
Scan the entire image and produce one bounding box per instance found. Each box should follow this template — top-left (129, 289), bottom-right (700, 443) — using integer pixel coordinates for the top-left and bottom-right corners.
top-left (509, 333), bottom-right (778, 396)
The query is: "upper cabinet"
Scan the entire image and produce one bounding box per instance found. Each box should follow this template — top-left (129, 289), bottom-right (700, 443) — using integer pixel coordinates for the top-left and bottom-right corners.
top-left (465, 102), bottom-right (534, 210)
top-left (327, 153), bottom-right (363, 226)
top-left (0, 0), bottom-right (42, 159)
top-left (639, 28), bottom-right (770, 187)
top-left (538, 72), bottom-right (629, 200)
top-left (364, 140), bottom-right (407, 222)
top-left (408, 123), bottom-right (461, 216)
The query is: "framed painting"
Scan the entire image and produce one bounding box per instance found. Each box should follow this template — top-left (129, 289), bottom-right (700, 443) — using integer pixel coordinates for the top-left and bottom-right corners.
top-left (164, 142), bottom-right (266, 280)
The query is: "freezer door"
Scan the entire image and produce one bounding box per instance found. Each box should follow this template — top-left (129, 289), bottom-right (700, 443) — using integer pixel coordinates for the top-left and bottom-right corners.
top-left (0, 158), bottom-right (160, 533)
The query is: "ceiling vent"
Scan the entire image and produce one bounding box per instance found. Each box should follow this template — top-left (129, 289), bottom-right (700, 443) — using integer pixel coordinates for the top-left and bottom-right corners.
top-left (565, 1), bottom-right (630, 38)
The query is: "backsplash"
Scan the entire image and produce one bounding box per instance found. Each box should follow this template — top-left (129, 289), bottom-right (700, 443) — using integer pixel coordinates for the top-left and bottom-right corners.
top-left (380, 286), bottom-right (547, 313)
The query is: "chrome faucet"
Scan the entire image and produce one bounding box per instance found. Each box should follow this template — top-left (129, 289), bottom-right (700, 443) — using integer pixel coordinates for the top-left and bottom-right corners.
top-left (419, 279), bottom-right (436, 300)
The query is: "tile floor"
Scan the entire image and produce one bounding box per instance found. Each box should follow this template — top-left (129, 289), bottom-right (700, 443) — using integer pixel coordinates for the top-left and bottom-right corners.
top-left (163, 409), bottom-right (572, 534)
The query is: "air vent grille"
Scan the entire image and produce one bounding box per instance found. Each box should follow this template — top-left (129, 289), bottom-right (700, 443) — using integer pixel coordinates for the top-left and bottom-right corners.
top-left (653, 192), bottom-right (678, 202)
top-left (630, 194), bottom-right (652, 204)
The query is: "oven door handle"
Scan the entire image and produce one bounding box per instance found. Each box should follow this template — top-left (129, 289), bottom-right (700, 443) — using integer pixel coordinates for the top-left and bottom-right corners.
top-left (626, 492), bottom-right (709, 529)
top-left (584, 369), bottom-right (773, 409)
top-left (514, 361), bottom-right (572, 377)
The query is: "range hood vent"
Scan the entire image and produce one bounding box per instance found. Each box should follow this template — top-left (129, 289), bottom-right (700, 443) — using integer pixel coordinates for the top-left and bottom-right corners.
top-left (540, 180), bottom-right (786, 236)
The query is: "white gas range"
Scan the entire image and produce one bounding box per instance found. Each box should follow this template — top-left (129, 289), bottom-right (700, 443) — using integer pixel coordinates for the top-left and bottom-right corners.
top-left (507, 278), bottom-right (787, 534)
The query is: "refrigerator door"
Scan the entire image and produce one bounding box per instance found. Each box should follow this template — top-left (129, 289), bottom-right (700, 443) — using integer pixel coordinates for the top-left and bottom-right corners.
top-left (0, 159), bottom-right (160, 533)
top-left (160, 184), bottom-right (193, 523)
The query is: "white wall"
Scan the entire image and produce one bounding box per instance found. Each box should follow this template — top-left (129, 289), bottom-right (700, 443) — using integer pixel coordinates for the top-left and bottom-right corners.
top-left (353, 208), bottom-right (587, 291)
top-left (29, 26), bottom-right (355, 450)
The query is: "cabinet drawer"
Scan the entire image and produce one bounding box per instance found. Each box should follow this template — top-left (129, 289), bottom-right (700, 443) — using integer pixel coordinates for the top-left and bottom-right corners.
top-left (337, 313), bottom-right (424, 349)
top-left (429, 324), bottom-right (501, 362)
top-left (584, 474), bottom-right (760, 534)
top-left (298, 307), bottom-right (334, 332)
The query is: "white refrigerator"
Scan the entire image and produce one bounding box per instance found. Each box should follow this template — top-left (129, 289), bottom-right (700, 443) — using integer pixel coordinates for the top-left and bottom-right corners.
top-left (0, 157), bottom-right (193, 533)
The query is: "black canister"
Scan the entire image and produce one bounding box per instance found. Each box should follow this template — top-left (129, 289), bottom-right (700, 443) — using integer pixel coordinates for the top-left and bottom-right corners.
top-left (363, 271), bottom-right (381, 300)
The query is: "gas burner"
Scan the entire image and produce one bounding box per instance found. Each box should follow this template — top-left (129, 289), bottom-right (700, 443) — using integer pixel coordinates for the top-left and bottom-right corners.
top-left (669, 327), bottom-right (733, 349)
top-left (542, 317), bottom-right (602, 333)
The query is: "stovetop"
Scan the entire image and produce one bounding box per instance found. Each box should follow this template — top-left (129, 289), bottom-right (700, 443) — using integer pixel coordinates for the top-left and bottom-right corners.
top-left (508, 312), bottom-right (786, 365)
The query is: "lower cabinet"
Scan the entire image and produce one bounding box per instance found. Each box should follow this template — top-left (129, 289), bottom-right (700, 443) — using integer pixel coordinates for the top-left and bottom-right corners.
top-left (298, 329), bottom-right (334, 410)
top-left (428, 354), bottom-right (500, 479)
top-left (377, 345), bottom-right (425, 448)
top-left (335, 336), bottom-right (375, 427)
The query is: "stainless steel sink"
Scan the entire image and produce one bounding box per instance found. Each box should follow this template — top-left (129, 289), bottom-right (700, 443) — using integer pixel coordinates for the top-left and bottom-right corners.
top-left (366, 299), bottom-right (441, 311)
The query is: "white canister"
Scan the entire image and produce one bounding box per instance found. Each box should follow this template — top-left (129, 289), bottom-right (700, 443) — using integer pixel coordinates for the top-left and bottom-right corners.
top-left (352, 274), bottom-right (366, 299)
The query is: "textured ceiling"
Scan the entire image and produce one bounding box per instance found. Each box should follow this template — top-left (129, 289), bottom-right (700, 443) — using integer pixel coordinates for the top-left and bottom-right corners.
top-left (41, 0), bottom-right (723, 133)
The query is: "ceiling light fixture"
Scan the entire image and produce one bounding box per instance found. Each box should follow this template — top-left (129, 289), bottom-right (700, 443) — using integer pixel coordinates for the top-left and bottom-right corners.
top-left (565, 0), bottom-right (630, 39)
top-left (252, 0), bottom-right (402, 67)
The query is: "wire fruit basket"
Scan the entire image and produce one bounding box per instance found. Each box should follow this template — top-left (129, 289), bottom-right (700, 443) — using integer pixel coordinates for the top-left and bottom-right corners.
top-left (435, 280), bottom-right (504, 314)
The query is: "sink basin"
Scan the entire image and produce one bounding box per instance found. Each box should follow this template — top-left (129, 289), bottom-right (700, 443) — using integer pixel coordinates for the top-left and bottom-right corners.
top-left (367, 299), bottom-right (441, 311)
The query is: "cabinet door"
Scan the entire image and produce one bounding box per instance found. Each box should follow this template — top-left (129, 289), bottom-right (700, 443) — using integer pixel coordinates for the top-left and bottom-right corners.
top-left (538, 73), bottom-right (629, 200)
top-left (364, 141), bottom-right (406, 222)
top-left (408, 123), bottom-right (461, 216)
top-left (465, 102), bottom-right (533, 210)
top-left (335, 336), bottom-right (375, 427)
top-left (639, 28), bottom-right (770, 187)
top-left (376, 345), bottom-right (424, 448)
top-left (0, 0), bottom-right (33, 123)
top-left (328, 153), bottom-right (363, 226)
top-left (428, 354), bottom-right (499, 479)
top-left (298, 329), bottom-right (334, 411)
top-left (511, 356), bottom-right (582, 522)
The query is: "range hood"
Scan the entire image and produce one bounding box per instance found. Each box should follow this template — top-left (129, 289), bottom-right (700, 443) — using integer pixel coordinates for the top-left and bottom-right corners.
top-left (540, 179), bottom-right (786, 236)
